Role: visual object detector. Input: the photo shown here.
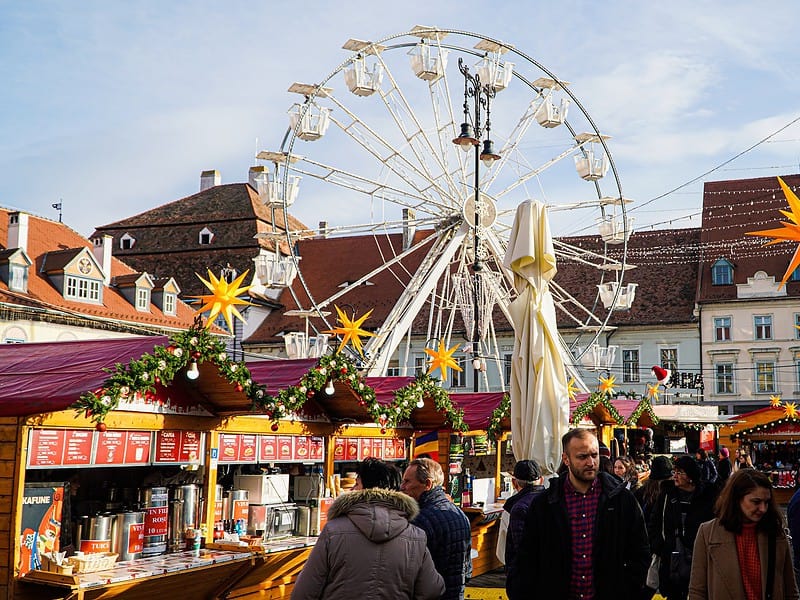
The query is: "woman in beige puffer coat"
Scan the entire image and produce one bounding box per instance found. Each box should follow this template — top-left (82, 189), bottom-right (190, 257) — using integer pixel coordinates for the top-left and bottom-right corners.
top-left (292, 479), bottom-right (444, 599)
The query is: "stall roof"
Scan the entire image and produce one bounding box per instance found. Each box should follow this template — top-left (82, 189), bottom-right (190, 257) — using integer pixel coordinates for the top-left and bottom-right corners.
top-left (654, 404), bottom-right (735, 424)
top-left (0, 336), bottom-right (168, 416)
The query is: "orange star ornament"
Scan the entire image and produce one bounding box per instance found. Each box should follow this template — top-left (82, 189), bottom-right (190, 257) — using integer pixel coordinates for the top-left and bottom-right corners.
top-left (598, 374), bottom-right (616, 396)
top-left (424, 341), bottom-right (463, 380)
top-left (746, 176), bottom-right (800, 288)
top-left (192, 269), bottom-right (252, 333)
top-left (325, 306), bottom-right (375, 356)
top-left (770, 395), bottom-right (782, 408)
top-left (785, 402), bottom-right (798, 419)
top-left (646, 383), bottom-right (660, 402)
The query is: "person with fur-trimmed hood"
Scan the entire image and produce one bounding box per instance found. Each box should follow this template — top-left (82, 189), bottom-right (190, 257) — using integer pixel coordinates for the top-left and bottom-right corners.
top-left (291, 458), bottom-right (444, 600)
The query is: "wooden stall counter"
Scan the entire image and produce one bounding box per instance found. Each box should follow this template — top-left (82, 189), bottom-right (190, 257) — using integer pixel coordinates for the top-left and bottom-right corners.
top-left (462, 504), bottom-right (504, 577)
top-left (15, 538), bottom-right (319, 600)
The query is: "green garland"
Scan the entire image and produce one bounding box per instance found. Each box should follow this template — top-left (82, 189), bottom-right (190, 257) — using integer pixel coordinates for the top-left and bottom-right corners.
top-left (486, 394), bottom-right (510, 441)
top-left (73, 318), bottom-right (267, 428)
top-left (626, 397), bottom-right (659, 426)
top-left (571, 391), bottom-right (623, 426)
top-left (73, 321), bottom-right (469, 432)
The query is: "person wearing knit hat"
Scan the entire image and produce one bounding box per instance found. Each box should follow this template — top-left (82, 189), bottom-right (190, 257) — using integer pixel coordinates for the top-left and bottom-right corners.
top-left (649, 454), bottom-right (718, 599)
top-left (649, 455), bottom-right (673, 481)
top-left (717, 447), bottom-right (733, 483)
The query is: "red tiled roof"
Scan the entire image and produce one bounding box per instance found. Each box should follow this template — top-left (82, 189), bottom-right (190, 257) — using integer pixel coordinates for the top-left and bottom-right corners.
top-left (0, 209), bottom-right (199, 333)
top-left (698, 173), bottom-right (800, 302)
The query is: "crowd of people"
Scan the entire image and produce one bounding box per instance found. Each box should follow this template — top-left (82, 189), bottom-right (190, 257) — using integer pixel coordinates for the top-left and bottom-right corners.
top-left (290, 436), bottom-right (800, 600)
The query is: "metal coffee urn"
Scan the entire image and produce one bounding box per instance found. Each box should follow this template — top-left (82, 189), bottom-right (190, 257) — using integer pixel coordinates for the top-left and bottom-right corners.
top-left (112, 511), bottom-right (145, 561)
top-left (76, 513), bottom-right (115, 553)
top-left (168, 484), bottom-right (200, 552)
top-left (142, 486), bottom-right (169, 557)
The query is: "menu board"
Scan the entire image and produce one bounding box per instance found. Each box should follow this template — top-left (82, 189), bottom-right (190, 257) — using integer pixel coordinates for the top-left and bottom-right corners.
top-left (260, 436), bottom-right (277, 461)
top-left (277, 436), bottom-right (294, 461)
top-left (333, 438), bottom-right (346, 461)
top-left (309, 437), bottom-right (324, 461)
top-left (153, 430), bottom-right (204, 464)
top-left (62, 430), bottom-right (93, 465)
top-left (28, 429), bottom-right (66, 467)
top-left (95, 431), bottom-right (153, 465)
top-left (371, 438), bottom-right (384, 459)
top-left (360, 438), bottom-right (373, 459)
top-left (218, 434), bottom-right (240, 463)
top-left (239, 434), bottom-right (257, 463)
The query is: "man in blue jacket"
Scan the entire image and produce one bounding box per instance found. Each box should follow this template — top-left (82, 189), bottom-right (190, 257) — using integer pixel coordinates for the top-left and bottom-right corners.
top-left (507, 429), bottom-right (650, 600)
top-left (401, 457), bottom-right (472, 600)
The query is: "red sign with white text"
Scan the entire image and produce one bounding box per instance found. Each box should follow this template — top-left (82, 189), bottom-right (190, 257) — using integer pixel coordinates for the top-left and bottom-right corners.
top-left (154, 430), bottom-right (203, 464)
top-left (218, 434), bottom-right (240, 462)
top-left (95, 430), bottom-right (128, 465)
top-left (239, 434), bottom-right (257, 462)
top-left (62, 430), bottom-right (93, 465)
top-left (126, 431), bottom-right (152, 464)
top-left (29, 429), bottom-right (65, 467)
top-left (260, 436), bottom-right (277, 461)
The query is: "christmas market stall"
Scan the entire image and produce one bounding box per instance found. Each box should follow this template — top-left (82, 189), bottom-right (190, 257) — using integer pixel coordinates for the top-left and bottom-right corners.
top-left (721, 400), bottom-right (800, 504)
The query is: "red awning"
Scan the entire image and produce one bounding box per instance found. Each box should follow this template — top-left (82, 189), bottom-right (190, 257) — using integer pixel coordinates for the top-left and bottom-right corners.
top-left (0, 336), bottom-right (168, 417)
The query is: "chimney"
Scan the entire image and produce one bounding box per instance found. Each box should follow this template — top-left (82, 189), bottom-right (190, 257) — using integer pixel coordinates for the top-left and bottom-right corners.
top-left (403, 208), bottom-right (416, 250)
top-left (200, 169), bottom-right (221, 191)
top-left (248, 165), bottom-right (268, 191)
top-left (91, 234), bottom-right (113, 285)
top-left (318, 221), bottom-right (328, 238)
top-left (8, 212), bottom-right (29, 253)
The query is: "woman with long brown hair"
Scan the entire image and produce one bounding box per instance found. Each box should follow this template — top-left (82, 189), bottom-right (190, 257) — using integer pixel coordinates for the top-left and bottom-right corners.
top-left (688, 469), bottom-right (798, 599)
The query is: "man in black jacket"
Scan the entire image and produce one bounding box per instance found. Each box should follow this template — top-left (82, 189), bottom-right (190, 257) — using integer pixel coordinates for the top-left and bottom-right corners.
top-left (507, 429), bottom-right (650, 600)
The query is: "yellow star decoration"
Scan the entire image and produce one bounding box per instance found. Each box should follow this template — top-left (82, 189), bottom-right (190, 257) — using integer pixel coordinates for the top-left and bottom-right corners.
top-left (424, 341), bottom-right (463, 380)
top-left (598, 374), bottom-right (616, 396)
top-left (646, 383), bottom-right (660, 402)
top-left (192, 269), bottom-right (251, 333)
top-left (785, 402), bottom-right (798, 419)
top-left (324, 306), bottom-right (375, 356)
top-left (746, 176), bottom-right (800, 288)
top-left (567, 377), bottom-right (579, 401)
top-left (770, 395), bottom-right (783, 408)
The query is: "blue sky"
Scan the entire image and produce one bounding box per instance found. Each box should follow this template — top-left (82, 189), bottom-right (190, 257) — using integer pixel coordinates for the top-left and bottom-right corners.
top-left (1, 1), bottom-right (798, 238)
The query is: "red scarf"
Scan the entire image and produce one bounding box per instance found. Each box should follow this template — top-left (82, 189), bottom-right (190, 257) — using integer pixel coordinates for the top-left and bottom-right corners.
top-left (736, 522), bottom-right (762, 600)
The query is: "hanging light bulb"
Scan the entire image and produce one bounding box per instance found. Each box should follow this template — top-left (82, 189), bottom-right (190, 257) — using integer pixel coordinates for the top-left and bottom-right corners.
top-left (416, 397), bottom-right (425, 409)
top-left (324, 379), bottom-right (336, 396)
top-left (186, 360), bottom-right (200, 380)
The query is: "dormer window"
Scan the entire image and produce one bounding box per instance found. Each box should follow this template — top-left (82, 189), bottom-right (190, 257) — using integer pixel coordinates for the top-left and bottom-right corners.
top-left (136, 287), bottom-right (151, 311)
top-left (163, 292), bottom-right (176, 316)
top-left (0, 248), bottom-right (32, 293)
top-left (711, 259), bottom-right (734, 285)
top-left (120, 233), bottom-right (136, 250)
top-left (199, 227), bottom-right (214, 245)
top-left (65, 276), bottom-right (102, 302)
top-left (10, 264), bottom-right (26, 291)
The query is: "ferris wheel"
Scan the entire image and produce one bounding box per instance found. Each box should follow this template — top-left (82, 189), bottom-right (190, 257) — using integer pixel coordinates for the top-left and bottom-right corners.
top-left (254, 26), bottom-right (634, 390)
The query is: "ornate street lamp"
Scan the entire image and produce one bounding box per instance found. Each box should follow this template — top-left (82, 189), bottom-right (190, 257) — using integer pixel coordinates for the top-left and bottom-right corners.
top-left (452, 57), bottom-right (500, 392)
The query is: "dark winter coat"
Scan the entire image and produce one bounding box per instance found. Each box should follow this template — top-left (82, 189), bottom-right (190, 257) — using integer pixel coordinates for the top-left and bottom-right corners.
top-left (291, 488), bottom-right (445, 600)
top-left (507, 471), bottom-right (650, 600)
top-left (503, 483), bottom-right (545, 578)
top-left (648, 480), bottom-right (718, 600)
top-left (412, 486), bottom-right (472, 600)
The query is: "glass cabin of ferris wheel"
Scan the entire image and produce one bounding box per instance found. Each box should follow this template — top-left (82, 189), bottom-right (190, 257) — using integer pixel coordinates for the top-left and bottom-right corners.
top-left (260, 27), bottom-right (639, 382)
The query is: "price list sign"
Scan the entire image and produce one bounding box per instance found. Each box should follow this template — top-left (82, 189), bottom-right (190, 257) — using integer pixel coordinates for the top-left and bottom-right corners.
top-left (62, 430), bottom-right (93, 465)
top-left (154, 430), bottom-right (205, 464)
top-left (95, 430), bottom-right (128, 465)
top-left (218, 433), bottom-right (240, 463)
top-left (28, 429), bottom-right (66, 467)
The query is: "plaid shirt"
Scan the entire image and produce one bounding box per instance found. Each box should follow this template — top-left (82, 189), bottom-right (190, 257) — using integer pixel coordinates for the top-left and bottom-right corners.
top-left (564, 476), bottom-right (601, 599)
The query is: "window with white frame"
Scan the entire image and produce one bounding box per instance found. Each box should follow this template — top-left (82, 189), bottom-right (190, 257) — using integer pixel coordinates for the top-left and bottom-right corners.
top-left (135, 287), bottom-right (150, 311)
top-left (754, 315), bottom-right (773, 340)
top-left (199, 227), bottom-right (214, 245)
top-left (386, 361), bottom-right (401, 377)
top-left (163, 292), bottom-right (176, 316)
top-left (714, 317), bottom-right (731, 342)
top-left (715, 363), bottom-right (734, 394)
top-left (120, 233), bottom-right (135, 250)
top-left (451, 357), bottom-right (467, 388)
top-left (414, 356), bottom-right (426, 377)
top-left (622, 349), bottom-right (640, 383)
top-left (9, 264), bottom-right (26, 292)
top-left (660, 348), bottom-right (678, 373)
top-left (504, 353), bottom-right (513, 386)
top-left (65, 276), bottom-right (101, 302)
top-left (711, 259), bottom-right (734, 285)
top-left (755, 361), bottom-right (776, 393)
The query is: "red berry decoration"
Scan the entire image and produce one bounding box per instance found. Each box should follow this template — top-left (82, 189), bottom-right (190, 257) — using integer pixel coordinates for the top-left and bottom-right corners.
top-left (154, 376), bottom-right (161, 385)
top-left (270, 422), bottom-right (280, 432)
top-left (340, 367), bottom-right (347, 374)
top-left (306, 390), bottom-right (315, 398)
top-left (166, 345), bottom-right (176, 355)
top-left (234, 384), bottom-right (243, 393)
top-left (96, 422), bottom-right (107, 432)
top-left (193, 351), bottom-right (202, 359)
top-left (381, 428), bottom-right (387, 435)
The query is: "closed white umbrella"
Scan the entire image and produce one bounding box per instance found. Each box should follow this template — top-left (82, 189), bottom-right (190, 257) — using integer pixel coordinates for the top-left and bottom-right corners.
top-left (502, 200), bottom-right (570, 475)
